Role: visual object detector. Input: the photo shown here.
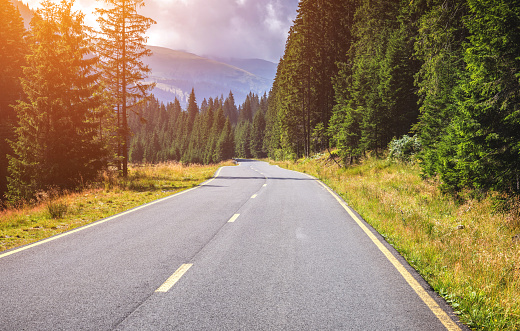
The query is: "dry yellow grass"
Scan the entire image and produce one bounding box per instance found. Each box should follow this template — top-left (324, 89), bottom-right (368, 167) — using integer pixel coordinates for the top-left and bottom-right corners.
top-left (272, 155), bottom-right (520, 330)
top-left (0, 161), bottom-right (233, 253)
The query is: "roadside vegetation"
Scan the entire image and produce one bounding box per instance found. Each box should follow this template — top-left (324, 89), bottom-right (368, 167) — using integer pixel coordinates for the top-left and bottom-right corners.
top-left (272, 153), bottom-right (520, 330)
top-left (0, 162), bottom-right (231, 253)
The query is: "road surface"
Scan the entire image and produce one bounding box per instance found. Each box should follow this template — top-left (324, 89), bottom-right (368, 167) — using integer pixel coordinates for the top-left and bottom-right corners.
top-left (0, 160), bottom-right (465, 330)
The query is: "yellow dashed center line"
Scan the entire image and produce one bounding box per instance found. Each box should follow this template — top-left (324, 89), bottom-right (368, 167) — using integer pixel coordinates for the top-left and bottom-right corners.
top-left (156, 264), bottom-right (193, 293)
top-left (251, 194), bottom-right (258, 199)
top-left (228, 214), bottom-right (240, 223)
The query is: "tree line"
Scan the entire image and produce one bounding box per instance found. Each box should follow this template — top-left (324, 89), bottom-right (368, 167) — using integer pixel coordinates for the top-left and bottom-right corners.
top-left (3, 0), bottom-right (519, 203)
top-left (0, 0), bottom-right (155, 203)
top-left (127, 90), bottom-right (268, 165)
top-left (1, 0), bottom-right (271, 204)
top-left (266, 0), bottom-right (520, 195)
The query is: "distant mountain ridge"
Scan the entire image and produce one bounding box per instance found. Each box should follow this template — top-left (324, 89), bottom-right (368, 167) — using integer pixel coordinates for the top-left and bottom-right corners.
top-left (208, 57), bottom-right (278, 81)
top-left (144, 46), bottom-right (276, 107)
top-left (8, 2), bottom-right (277, 107)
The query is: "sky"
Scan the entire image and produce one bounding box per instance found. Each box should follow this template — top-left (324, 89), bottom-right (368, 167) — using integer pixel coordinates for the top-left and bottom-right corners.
top-left (24, 0), bottom-right (300, 63)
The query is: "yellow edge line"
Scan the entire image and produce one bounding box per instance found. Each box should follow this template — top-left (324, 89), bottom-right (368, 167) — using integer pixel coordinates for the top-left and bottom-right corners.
top-left (156, 264), bottom-right (193, 292)
top-left (228, 214), bottom-right (240, 223)
top-left (317, 180), bottom-right (460, 331)
top-left (0, 167), bottom-right (224, 260)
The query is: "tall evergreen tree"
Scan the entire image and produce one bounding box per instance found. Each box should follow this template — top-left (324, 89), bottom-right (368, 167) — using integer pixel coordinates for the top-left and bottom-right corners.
top-left (0, 0), bottom-right (27, 199)
top-left (215, 119), bottom-right (234, 162)
top-left (250, 110), bottom-right (266, 158)
top-left (267, 0), bottom-right (357, 158)
top-left (238, 96), bottom-right (253, 123)
top-left (95, 0), bottom-right (155, 177)
top-left (8, 0), bottom-right (106, 201)
top-left (441, 0), bottom-right (520, 192)
top-left (207, 107), bottom-right (226, 163)
top-left (328, 0), bottom-right (420, 159)
top-left (186, 87), bottom-right (198, 128)
top-left (264, 60), bottom-right (284, 159)
top-left (234, 121), bottom-right (252, 158)
top-left (414, 0), bottom-right (468, 178)
top-left (223, 91), bottom-right (238, 124)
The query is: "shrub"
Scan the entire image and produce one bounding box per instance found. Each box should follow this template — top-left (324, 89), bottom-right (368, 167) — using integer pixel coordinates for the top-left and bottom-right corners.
top-left (388, 135), bottom-right (421, 162)
top-left (47, 200), bottom-right (68, 219)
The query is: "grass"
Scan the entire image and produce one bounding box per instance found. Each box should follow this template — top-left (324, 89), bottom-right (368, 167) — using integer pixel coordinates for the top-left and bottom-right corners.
top-left (0, 161), bottom-right (233, 253)
top-left (271, 154), bottom-right (520, 330)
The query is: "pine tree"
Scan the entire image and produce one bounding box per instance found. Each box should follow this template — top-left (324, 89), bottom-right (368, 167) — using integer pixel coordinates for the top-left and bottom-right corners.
top-left (234, 121), bottom-right (252, 158)
top-left (200, 106), bottom-right (214, 164)
top-left (267, 0), bottom-right (356, 158)
top-left (8, 0), bottom-right (106, 201)
top-left (238, 96), bottom-right (253, 123)
top-left (0, 0), bottom-right (27, 199)
top-left (414, 0), bottom-right (468, 178)
top-left (250, 110), bottom-right (266, 158)
top-left (184, 112), bottom-right (203, 164)
top-left (264, 60), bottom-right (284, 159)
top-left (95, 0), bottom-right (155, 177)
top-left (328, 0), bottom-right (420, 159)
top-left (223, 91), bottom-right (238, 124)
top-left (215, 119), bottom-right (234, 162)
top-left (207, 107), bottom-right (226, 163)
top-left (328, 61), bottom-right (363, 164)
top-left (446, 0), bottom-right (520, 192)
top-left (187, 88), bottom-right (198, 128)
top-left (129, 137), bottom-right (144, 163)
top-left (200, 98), bottom-right (208, 113)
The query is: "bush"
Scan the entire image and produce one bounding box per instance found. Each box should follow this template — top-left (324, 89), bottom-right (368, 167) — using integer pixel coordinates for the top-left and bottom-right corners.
top-left (47, 200), bottom-right (68, 219)
top-left (36, 187), bottom-right (68, 219)
top-left (388, 135), bottom-right (421, 162)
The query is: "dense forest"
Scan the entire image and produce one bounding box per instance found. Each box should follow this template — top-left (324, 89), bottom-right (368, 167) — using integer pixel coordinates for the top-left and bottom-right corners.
top-left (0, 0), bottom-right (270, 204)
top-left (0, 0), bottom-right (155, 202)
top-left (127, 90), bottom-right (268, 165)
top-left (1, 0), bottom-right (520, 204)
top-left (267, 0), bottom-right (520, 195)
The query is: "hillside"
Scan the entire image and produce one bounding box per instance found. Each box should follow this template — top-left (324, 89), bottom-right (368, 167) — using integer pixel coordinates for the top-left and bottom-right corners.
top-left (8, 2), bottom-right (276, 107)
top-left (144, 46), bottom-right (274, 106)
top-left (209, 57), bottom-right (277, 81)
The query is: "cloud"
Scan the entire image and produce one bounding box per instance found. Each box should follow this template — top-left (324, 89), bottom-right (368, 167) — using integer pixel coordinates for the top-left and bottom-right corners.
top-left (24, 0), bottom-right (298, 62)
top-left (141, 0), bottom-right (299, 62)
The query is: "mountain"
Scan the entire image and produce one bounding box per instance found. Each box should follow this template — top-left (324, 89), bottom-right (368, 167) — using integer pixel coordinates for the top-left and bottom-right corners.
top-left (143, 46), bottom-right (275, 106)
top-left (5, 4), bottom-right (276, 108)
top-left (208, 57), bottom-right (278, 82)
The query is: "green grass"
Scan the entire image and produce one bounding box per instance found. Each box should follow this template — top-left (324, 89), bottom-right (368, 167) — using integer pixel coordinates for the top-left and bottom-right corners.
top-left (272, 155), bottom-right (520, 330)
top-left (0, 161), bottom-right (233, 253)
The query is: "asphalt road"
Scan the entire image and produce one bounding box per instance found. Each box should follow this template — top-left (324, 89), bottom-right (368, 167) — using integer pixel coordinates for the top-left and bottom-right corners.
top-left (0, 160), bottom-right (465, 330)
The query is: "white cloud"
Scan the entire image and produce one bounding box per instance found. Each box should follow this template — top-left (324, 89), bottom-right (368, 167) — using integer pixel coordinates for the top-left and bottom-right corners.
top-left (141, 0), bottom-right (299, 61)
top-left (24, 0), bottom-right (299, 62)
top-left (264, 2), bottom-right (283, 34)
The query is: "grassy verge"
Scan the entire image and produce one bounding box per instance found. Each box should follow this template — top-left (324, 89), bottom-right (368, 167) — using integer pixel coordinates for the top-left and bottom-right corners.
top-left (272, 155), bottom-right (520, 330)
top-left (0, 161), bottom-right (233, 253)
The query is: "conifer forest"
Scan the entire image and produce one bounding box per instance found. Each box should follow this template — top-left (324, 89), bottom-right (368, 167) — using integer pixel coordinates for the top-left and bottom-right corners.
top-left (1, 0), bottom-right (520, 204)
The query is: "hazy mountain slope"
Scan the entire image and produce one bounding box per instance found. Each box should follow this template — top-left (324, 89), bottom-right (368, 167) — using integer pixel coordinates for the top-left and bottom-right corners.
top-left (144, 46), bottom-right (273, 106)
top-left (5, 6), bottom-right (274, 108)
top-left (209, 57), bottom-right (277, 81)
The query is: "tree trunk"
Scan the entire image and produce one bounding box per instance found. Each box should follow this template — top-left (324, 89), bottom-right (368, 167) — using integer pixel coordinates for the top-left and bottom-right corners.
top-left (121, 0), bottom-right (128, 178)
